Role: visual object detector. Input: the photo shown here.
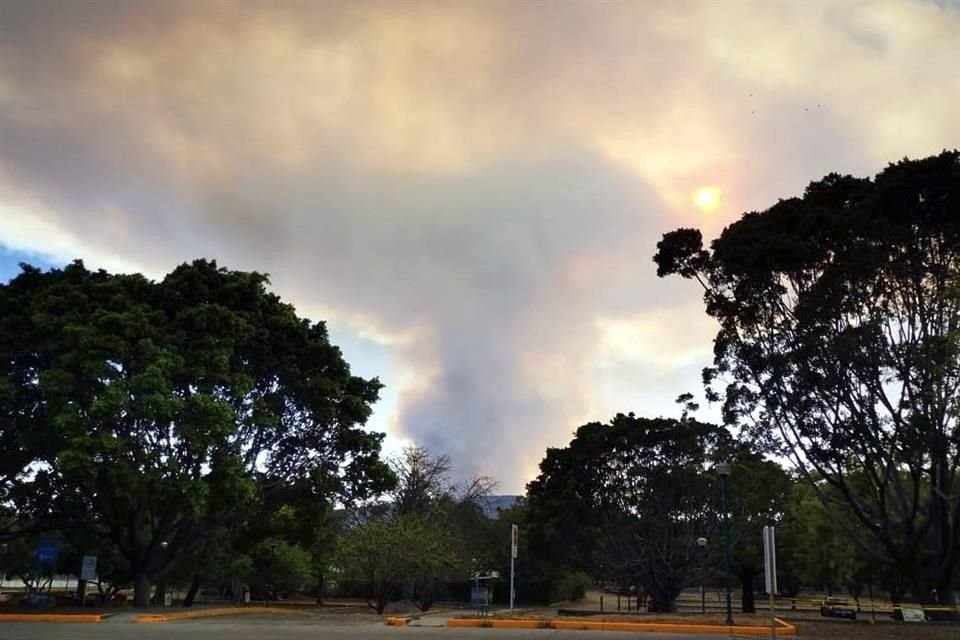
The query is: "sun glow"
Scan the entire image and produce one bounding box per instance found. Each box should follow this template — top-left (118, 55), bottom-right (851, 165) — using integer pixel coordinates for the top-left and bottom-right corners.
top-left (692, 186), bottom-right (721, 213)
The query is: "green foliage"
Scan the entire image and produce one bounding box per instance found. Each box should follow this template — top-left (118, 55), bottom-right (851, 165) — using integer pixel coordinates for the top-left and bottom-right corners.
top-left (548, 570), bottom-right (591, 604)
top-left (527, 414), bottom-right (731, 611)
top-left (0, 260), bottom-right (392, 606)
top-left (334, 513), bottom-right (458, 613)
top-left (655, 151), bottom-right (960, 601)
top-left (724, 448), bottom-right (794, 612)
top-left (247, 538), bottom-right (314, 597)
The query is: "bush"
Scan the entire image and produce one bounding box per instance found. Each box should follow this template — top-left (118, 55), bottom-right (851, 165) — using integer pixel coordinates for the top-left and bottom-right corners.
top-left (549, 571), bottom-right (592, 604)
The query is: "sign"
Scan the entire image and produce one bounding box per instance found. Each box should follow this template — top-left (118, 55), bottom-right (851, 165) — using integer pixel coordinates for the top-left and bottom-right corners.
top-left (900, 606), bottom-right (926, 622)
top-left (762, 526), bottom-right (777, 594)
top-left (80, 555), bottom-right (98, 581)
top-left (80, 556), bottom-right (97, 581)
top-left (36, 543), bottom-right (58, 567)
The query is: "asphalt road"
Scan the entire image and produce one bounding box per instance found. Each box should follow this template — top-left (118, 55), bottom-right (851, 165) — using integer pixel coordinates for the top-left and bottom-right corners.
top-left (0, 620), bottom-right (707, 640)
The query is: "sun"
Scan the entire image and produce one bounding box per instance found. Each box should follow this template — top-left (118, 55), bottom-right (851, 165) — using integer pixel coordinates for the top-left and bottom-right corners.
top-left (692, 187), bottom-right (721, 213)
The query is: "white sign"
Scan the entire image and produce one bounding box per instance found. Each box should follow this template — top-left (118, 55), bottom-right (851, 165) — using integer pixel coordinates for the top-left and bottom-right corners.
top-left (80, 555), bottom-right (98, 582)
top-left (901, 606), bottom-right (926, 622)
top-left (762, 526), bottom-right (777, 594)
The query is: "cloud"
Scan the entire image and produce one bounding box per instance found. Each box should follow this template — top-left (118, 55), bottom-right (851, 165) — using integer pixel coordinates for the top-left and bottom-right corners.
top-left (1, 0), bottom-right (959, 490)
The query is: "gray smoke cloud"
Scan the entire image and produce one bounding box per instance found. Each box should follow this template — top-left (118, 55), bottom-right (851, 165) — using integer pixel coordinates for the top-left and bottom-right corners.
top-left (2, 0), bottom-right (959, 490)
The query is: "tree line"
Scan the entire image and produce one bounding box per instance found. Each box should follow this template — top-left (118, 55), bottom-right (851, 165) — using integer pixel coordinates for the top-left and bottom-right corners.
top-left (2, 151), bottom-right (959, 611)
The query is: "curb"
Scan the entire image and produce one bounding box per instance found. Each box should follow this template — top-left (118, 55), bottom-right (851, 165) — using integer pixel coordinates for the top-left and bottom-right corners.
top-left (135, 607), bottom-right (308, 624)
top-left (386, 616), bottom-right (411, 626)
top-left (0, 614), bottom-right (103, 623)
top-left (447, 617), bottom-right (797, 636)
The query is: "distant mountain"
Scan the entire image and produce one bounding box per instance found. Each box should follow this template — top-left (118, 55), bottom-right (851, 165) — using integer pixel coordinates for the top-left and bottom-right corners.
top-left (478, 494), bottom-right (521, 518)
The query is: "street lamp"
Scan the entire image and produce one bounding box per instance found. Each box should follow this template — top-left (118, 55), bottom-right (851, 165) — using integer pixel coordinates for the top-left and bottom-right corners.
top-left (696, 537), bottom-right (708, 614)
top-left (716, 462), bottom-right (734, 625)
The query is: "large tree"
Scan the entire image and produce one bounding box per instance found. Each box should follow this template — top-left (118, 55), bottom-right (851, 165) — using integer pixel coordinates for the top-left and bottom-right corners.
top-left (0, 260), bottom-right (393, 606)
top-left (655, 151), bottom-right (960, 602)
top-left (526, 414), bottom-right (731, 610)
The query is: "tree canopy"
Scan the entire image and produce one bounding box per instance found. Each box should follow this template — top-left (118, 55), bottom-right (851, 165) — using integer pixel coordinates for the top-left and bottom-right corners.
top-left (526, 413), bottom-right (732, 610)
top-left (0, 260), bottom-right (393, 605)
top-left (654, 150), bottom-right (960, 602)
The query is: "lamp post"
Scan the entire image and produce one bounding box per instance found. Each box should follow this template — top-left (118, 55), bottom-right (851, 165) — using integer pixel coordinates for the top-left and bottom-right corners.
top-left (717, 462), bottom-right (734, 625)
top-left (696, 537), bottom-right (708, 614)
top-left (157, 541), bottom-right (169, 608)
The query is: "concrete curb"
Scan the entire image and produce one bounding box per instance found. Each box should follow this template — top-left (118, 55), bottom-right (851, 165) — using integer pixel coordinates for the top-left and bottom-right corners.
top-left (0, 614), bottom-right (103, 623)
top-left (447, 617), bottom-right (798, 635)
top-left (135, 607), bottom-right (308, 624)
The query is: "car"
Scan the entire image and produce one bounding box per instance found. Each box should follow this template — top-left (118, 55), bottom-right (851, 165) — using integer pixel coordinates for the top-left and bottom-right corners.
top-left (820, 596), bottom-right (857, 620)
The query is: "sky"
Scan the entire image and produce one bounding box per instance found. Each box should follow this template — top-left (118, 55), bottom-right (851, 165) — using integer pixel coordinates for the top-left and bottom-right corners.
top-left (1, 0), bottom-right (959, 493)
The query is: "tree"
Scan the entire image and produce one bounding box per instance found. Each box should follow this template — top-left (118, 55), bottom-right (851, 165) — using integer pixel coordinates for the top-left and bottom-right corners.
top-left (334, 514), bottom-right (458, 613)
top-left (355, 446), bottom-right (492, 611)
top-left (655, 151), bottom-right (960, 603)
top-left (248, 538), bottom-right (314, 599)
top-left (390, 446), bottom-right (453, 517)
top-left (0, 260), bottom-right (394, 606)
top-left (527, 414), bottom-right (731, 611)
top-left (725, 449), bottom-right (793, 612)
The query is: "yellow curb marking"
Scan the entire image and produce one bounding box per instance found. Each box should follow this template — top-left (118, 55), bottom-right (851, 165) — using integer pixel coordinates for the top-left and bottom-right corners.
top-left (447, 617), bottom-right (797, 635)
top-left (135, 607), bottom-right (308, 624)
top-left (0, 614), bottom-right (103, 623)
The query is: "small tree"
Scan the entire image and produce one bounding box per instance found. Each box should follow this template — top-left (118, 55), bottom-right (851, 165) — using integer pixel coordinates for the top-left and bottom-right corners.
top-left (335, 514), bottom-right (457, 614)
top-left (248, 539), bottom-right (313, 599)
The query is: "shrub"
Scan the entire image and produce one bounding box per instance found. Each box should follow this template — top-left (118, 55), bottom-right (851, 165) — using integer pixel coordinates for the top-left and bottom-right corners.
top-left (549, 571), bottom-right (592, 604)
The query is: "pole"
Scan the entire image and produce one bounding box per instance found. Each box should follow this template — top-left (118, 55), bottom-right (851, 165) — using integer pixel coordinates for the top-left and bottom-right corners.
top-left (769, 588), bottom-right (776, 640)
top-left (763, 526), bottom-right (777, 640)
top-left (721, 475), bottom-right (734, 625)
top-left (701, 581), bottom-right (706, 614)
top-left (509, 553), bottom-right (515, 611)
top-left (510, 524), bottom-right (518, 612)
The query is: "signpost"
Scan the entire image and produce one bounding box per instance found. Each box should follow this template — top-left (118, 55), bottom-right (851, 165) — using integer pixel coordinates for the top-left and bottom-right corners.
top-left (762, 526), bottom-right (777, 640)
top-left (510, 524), bottom-right (518, 612)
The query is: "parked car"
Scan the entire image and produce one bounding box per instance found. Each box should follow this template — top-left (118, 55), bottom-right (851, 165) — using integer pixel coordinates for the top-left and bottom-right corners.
top-left (820, 596), bottom-right (857, 620)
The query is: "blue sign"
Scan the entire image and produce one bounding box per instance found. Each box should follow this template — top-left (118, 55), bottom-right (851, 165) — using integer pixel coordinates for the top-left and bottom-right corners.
top-left (36, 543), bottom-right (58, 566)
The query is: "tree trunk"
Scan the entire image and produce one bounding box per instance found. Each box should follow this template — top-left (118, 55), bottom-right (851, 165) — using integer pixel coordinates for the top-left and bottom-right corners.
top-left (232, 576), bottom-right (242, 605)
top-left (315, 572), bottom-right (325, 606)
top-left (133, 572), bottom-right (151, 608)
top-left (183, 577), bottom-right (201, 607)
top-left (152, 581), bottom-right (167, 606)
top-left (740, 567), bottom-right (755, 613)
